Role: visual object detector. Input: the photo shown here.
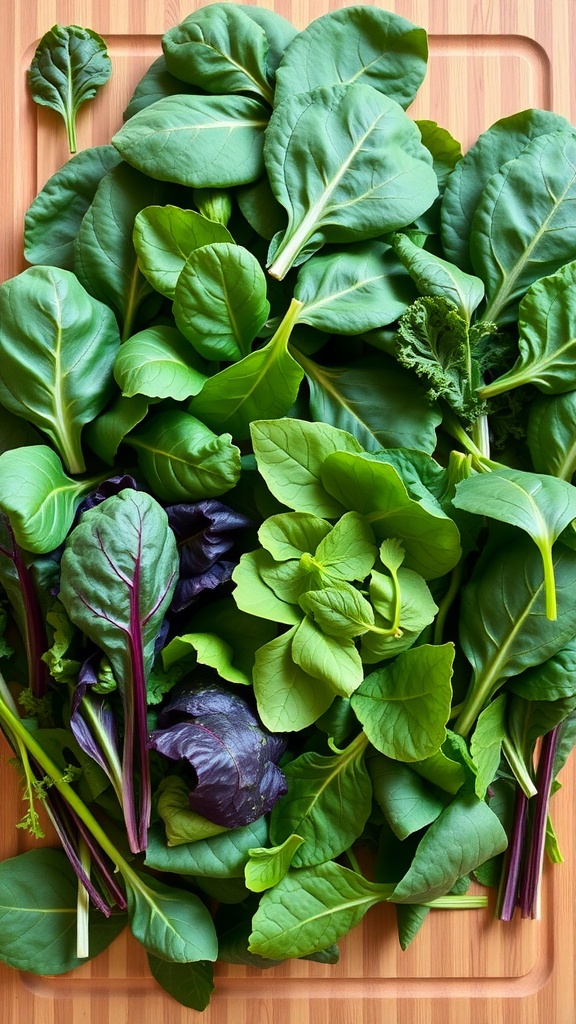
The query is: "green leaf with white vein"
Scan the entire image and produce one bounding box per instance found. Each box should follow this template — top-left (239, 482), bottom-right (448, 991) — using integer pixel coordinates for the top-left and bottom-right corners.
top-left (112, 94), bottom-right (269, 187)
top-left (127, 871), bottom-right (218, 962)
top-left (351, 644), bottom-right (455, 762)
top-left (134, 205), bottom-right (233, 299)
top-left (390, 231), bottom-right (484, 322)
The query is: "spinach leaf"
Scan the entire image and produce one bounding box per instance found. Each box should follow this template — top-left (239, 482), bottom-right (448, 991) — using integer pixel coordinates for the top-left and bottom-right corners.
top-left (0, 265), bottom-right (120, 473)
top-left (527, 391), bottom-right (576, 480)
top-left (265, 84), bottom-right (438, 279)
top-left (113, 326), bottom-right (207, 401)
top-left (145, 819), bottom-right (268, 877)
top-left (0, 409), bottom-right (42, 455)
top-left (253, 627), bottom-right (336, 732)
top-left (0, 848), bottom-right (125, 973)
top-left (126, 410), bottom-right (241, 502)
top-left (133, 205), bottom-right (233, 299)
top-left (127, 872), bottom-right (217, 962)
top-left (274, 6), bottom-right (427, 109)
top-left (147, 957), bottom-right (214, 1012)
top-left (27, 24), bottom-right (112, 152)
top-left (469, 694), bottom-right (508, 798)
top-left (244, 835), bottom-right (305, 892)
top-left (112, 94), bottom-right (269, 188)
top-left (24, 145), bottom-right (121, 269)
top-left (368, 753), bottom-right (446, 839)
top-left (84, 394), bottom-right (150, 466)
top-left (508, 633), bottom-right (576, 701)
top-left (174, 242), bottom-right (270, 361)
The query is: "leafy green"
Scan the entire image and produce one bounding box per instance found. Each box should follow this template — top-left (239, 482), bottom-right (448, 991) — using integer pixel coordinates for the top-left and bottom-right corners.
top-left (133, 205), bottom-right (233, 299)
top-left (113, 326), bottom-right (207, 401)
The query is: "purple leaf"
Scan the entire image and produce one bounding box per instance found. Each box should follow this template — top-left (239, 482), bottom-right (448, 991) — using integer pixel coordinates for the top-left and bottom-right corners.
top-left (149, 683), bottom-right (286, 829)
top-left (166, 500), bottom-right (251, 611)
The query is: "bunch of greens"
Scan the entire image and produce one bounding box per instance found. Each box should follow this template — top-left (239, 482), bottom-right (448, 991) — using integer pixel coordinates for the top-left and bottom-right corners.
top-left (1, 1), bottom-right (576, 1011)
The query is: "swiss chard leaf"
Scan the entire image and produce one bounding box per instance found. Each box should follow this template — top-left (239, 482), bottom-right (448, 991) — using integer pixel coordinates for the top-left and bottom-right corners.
top-left (28, 24), bottom-right (112, 153)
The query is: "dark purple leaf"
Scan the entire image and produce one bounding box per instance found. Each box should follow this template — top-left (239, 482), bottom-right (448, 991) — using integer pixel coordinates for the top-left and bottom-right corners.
top-left (171, 560), bottom-right (235, 614)
top-left (75, 475), bottom-right (140, 517)
top-left (149, 684), bottom-right (286, 829)
top-left (166, 501), bottom-right (251, 611)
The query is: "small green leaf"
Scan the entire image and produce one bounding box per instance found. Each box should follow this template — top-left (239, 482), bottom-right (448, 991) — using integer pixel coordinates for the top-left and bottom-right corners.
top-left (258, 512), bottom-right (332, 562)
top-left (253, 627), bottom-right (335, 732)
top-left (291, 615), bottom-right (364, 696)
top-left (114, 326), bottom-right (207, 401)
top-left (127, 872), bottom-right (218, 962)
top-left (147, 957), bottom-right (214, 1012)
top-left (232, 550), bottom-right (302, 626)
top-left (245, 835), bottom-right (305, 892)
top-left (134, 205), bottom-right (233, 299)
top-left (470, 695), bottom-right (508, 798)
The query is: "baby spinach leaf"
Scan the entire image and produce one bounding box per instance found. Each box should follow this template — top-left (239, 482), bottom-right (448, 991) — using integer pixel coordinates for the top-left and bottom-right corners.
top-left (291, 616), bottom-right (364, 696)
top-left (391, 794), bottom-right (508, 903)
top-left (471, 130), bottom-right (576, 323)
top-left (299, 585), bottom-right (375, 640)
top-left (265, 84), bottom-right (438, 279)
top-left (162, 4), bottom-right (274, 104)
top-left (258, 512), bottom-right (332, 562)
top-left (27, 24), bottom-right (112, 153)
top-left (441, 109), bottom-right (571, 272)
top-left (145, 819), bottom-right (268, 877)
top-left (480, 260), bottom-right (576, 397)
top-left (509, 633), bottom-right (576, 702)
top-left (250, 418), bottom-right (363, 518)
top-left (455, 539), bottom-right (576, 736)
top-left (0, 848), bottom-right (125, 973)
top-left (189, 300), bottom-right (304, 439)
top-left (84, 394), bottom-right (150, 465)
top-left (236, 176), bottom-right (287, 240)
top-left (469, 694), bottom-right (508, 799)
top-left (390, 232), bottom-right (484, 323)
top-left (351, 644), bottom-right (455, 762)
top-left (0, 265), bottom-right (120, 474)
top-left (133, 205), bottom-right (233, 299)
top-left (269, 732), bottom-right (371, 867)
top-left (361, 566), bottom-right (438, 663)
top-left (293, 242), bottom-right (416, 333)
top-left (413, 119), bottom-right (462, 235)
top-left (24, 145), bottom-right (121, 269)
top-left (156, 776), bottom-right (227, 846)
top-left (320, 451), bottom-right (461, 579)
top-left (114, 326), bottom-right (208, 401)
top-left (453, 467), bottom-right (576, 619)
top-left (112, 94), bottom-right (269, 188)
top-left (274, 6), bottom-right (427, 109)
top-left (127, 410), bottom-right (241, 502)
top-left (127, 872), bottom-right (217, 962)
top-left (253, 627), bottom-right (336, 732)
top-left (244, 835), bottom-right (305, 892)
top-left (147, 957), bottom-right (214, 1013)
top-left (232, 550), bottom-right (302, 626)
top-left (235, 4), bottom-right (298, 76)
top-left (527, 391), bottom-right (576, 480)
top-left (174, 242), bottom-right (270, 361)
top-left (0, 446), bottom-right (97, 554)
top-left (368, 753), bottom-right (446, 839)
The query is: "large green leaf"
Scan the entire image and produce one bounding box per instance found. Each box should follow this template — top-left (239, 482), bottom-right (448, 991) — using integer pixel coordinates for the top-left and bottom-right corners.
top-left (174, 242), bottom-right (270, 361)
top-left (508, 633), bottom-right (576, 701)
top-left (320, 451), bottom-right (461, 579)
top-left (0, 265), bottom-right (120, 473)
top-left (145, 819), bottom-right (268, 877)
top-left (162, 3), bottom-right (274, 103)
top-left (24, 145), bottom-right (121, 268)
top-left (265, 83), bottom-right (437, 279)
top-left (112, 94), bottom-right (269, 188)
top-left (441, 109), bottom-right (571, 272)
top-left (269, 732), bottom-right (371, 866)
top-left (0, 848), bottom-right (125, 974)
top-left (527, 391), bottom-right (576, 480)
top-left (127, 410), bottom-right (241, 502)
top-left (351, 644), bottom-right (454, 762)
top-left (0, 446), bottom-right (96, 554)
top-left (274, 6), bottom-right (427, 109)
top-left (133, 205), bottom-right (232, 299)
top-left (471, 130), bottom-right (576, 323)
top-left (304, 355), bottom-right (441, 454)
top-left (250, 418), bottom-right (363, 518)
top-left (114, 325), bottom-right (207, 401)
top-left (127, 872), bottom-right (217, 962)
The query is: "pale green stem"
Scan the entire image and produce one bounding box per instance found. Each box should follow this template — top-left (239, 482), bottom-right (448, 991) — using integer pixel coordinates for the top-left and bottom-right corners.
top-left (502, 736), bottom-right (538, 799)
top-left (77, 836), bottom-right (91, 959)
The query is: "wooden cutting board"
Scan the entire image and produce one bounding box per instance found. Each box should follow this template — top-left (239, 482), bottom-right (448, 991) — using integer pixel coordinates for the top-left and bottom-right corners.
top-left (1, 2), bottom-right (575, 1022)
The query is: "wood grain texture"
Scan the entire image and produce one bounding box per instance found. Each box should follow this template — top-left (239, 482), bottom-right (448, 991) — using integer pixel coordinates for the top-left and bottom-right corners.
top-left (1, 2), bottom-right (575, 1022)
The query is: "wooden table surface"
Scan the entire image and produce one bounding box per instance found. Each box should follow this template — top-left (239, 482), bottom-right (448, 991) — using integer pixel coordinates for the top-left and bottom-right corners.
top-left (1, 2), bottom-right (575, 1022)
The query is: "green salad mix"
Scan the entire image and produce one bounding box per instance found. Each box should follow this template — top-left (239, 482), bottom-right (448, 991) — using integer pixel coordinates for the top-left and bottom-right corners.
top-left (1, 2), bottom-right (576, 1010)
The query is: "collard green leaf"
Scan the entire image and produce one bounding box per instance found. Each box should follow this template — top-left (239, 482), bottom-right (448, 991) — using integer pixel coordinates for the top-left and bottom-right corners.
top-left (441, 109), bottom-right (571, 273)
top-left (112, 94), bottom-right (269, 188)
top-left (471, 130), bottom-right (576, 323)
top-left (274, 6), bottom-right (427, 109)
top-left (250, 418), bottom-right (363, 518)
top-left (304, 355), bottom-right (442, 454)
top-left (0, 446), bottom-right (96, 553)
top-left (127, 873), bottom-right (217, 962)
top-left (480, 260), bottom-right (576, 397)
top-left (145, 818), bottom-right (268, 878)
top-left (527, 391), bottom-right (576, 480)
top-left (147, 956), bottom-right (214, 1013)
top-left (244, 835), bottom-right (305, 892)
top-left (162, 4), bottom-right (274, 104)
top-left (265, 84), bottom-right (437, 279)
top-left (369, 753), bottom-right (445, 839)
top-left (0, 848), bottom-right (125, 973)
top-left (127, 410), bottom-right (241, 502)
top-left (391, 794), bottom-right (508, 903)
top-left (453, 467), bottom-right (576, 620)
top-left (113, 325), bottom-right (208, 401)
top-left (351, 644), bottom-right (454, 762)
top-left (253, 627), bottom-right (335, 732)
top-left (294, 242), bottom-right (416, 333)
top-left (269, 732), bottom-right (371, 867)
top-left (28, 24), bottom-right (112, 152)
top-left (390, 232), bottom-right (484, 323)
top-left (0, 265), bottom-right (120, 473)
top-left (174, 242), bottom-right (270, 361)
top-left (320, 450), bottom-right (461, 579)
top-left (24, 145), bottom-right (121, 269)
top-left (133, 205), bottom-right (233, 299)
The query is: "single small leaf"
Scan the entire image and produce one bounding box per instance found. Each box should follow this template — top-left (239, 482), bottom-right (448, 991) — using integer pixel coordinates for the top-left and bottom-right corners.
top-left (258, 512), bottom-right (332, 562)
top-left (299, 585), bottom-right (375, 640)
top-left (291, 615), bottom-right (364, 696)
top-left (527, 391), bottom-right (576, 480)
top-left (470, 694), bottom-right (508, 798)
top-left (232, 549), bottom-right (302, 626)
top-left (147, 956), bottom-right (214, 1012)
top-left (369, 752), bottom-right (446, 839)
top-left (253, 627), bottom-right (335, 732)
top-left (84, 394), bottom-right (150, 465)
top-left (245, 835), bottom-right (305, 892)
top-left (127, 873), bottom-right (218, 962)
top-left (114, 326), bottom-right (207, 401)
top-left (28, 24), bottom-right (112, 152)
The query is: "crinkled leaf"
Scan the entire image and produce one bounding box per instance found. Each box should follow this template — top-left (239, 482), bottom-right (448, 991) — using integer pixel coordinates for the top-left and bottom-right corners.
top-left (114, 326), bottom-right (207, 401)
